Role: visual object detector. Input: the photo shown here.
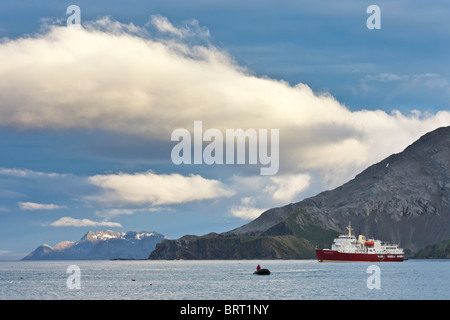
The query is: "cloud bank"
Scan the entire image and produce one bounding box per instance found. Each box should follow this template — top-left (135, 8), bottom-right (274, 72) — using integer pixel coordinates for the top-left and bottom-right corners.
top-left (0, 16), bottom-right (449, 221)
top-left (49, 216), bottom-right (122, 227)
top-left (0, 168), bottom-right (68, 179)
top-left (87, 171), bottom-right (234, 207)
top-left (18, 202), bottom-right (66, 211)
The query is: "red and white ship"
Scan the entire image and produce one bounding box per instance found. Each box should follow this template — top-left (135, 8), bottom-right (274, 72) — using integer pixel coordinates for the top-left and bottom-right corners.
top-left (315, 222), bottom-right (405, 262)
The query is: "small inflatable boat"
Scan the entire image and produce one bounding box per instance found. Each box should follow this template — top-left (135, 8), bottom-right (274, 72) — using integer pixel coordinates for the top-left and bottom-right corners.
top-left (253, 268), bottom-right (270, 275)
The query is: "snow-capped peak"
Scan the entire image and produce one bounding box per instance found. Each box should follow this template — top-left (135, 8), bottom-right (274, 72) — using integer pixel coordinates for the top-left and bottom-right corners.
top-left (124, 231), bottom-right (161, 240)
top-left (81, 230), bottom-right (125, 242)
top-left (23, 229), bottom-right (167, 260)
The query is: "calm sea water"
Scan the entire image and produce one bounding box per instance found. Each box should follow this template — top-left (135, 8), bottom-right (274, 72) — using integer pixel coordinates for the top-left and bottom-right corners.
top-left (0, 259), bottom-right (448, 300)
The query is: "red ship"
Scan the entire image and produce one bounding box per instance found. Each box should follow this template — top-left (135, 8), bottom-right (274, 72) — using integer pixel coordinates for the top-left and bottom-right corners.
top-left (315, 222), bottom-right (405, 262)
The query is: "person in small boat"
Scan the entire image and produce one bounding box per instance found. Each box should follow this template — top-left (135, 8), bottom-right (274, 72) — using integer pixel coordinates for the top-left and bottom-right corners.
top-left (256, 264), bottom-right (261, 271)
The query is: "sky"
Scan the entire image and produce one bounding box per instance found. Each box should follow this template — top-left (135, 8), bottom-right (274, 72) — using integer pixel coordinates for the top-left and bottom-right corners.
top-left (0, 0), bottom-right (449, 260)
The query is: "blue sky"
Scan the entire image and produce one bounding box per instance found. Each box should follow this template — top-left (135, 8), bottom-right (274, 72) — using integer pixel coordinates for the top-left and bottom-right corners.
top-left (0, 1), bottom-right (449, 260)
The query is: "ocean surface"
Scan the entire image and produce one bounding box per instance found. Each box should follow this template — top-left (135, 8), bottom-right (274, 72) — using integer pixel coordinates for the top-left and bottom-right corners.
top-left (0, 259), bottom-right (448, 300)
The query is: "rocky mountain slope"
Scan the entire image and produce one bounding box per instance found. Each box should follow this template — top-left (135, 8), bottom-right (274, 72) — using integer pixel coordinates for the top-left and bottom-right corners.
top-left (150, 126), bottom-right (450, 259)
top-left (23, 230), bottom-right (166, 260)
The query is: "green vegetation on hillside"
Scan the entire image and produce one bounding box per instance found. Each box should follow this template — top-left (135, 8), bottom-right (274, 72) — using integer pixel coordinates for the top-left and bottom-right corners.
top-left (414, 239), bottom-right (450, 259)
top-left (284, 208), bottom-right (339, 249)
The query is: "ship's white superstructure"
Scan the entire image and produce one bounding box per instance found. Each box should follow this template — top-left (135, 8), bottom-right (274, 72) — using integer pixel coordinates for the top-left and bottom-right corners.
top-left (331, 222), bottom-right (404, 255)
top-left (316, 222), bottom-right (405, 262)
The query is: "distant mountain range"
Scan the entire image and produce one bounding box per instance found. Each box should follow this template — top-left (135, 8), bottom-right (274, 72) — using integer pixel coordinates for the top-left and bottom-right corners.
top-left (23, 230), bottom-right (166, 260)
top-left (149, 126), bottom-right (450, 259)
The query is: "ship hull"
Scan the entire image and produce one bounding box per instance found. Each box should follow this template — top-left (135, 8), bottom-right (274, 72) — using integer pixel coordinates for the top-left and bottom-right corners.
top-left (315, 249), bottom-right (405, 262)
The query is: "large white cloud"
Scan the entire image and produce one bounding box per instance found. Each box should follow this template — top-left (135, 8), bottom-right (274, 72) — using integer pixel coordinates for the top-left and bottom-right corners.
top-left (87, 170), bottom-right (234, 207)
top-left (0, 16), bottom-right (449, 220)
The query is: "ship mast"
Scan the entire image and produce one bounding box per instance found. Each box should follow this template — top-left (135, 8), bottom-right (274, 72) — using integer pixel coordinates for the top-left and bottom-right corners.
top-left (347, 221), bottom-right (353, 237)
